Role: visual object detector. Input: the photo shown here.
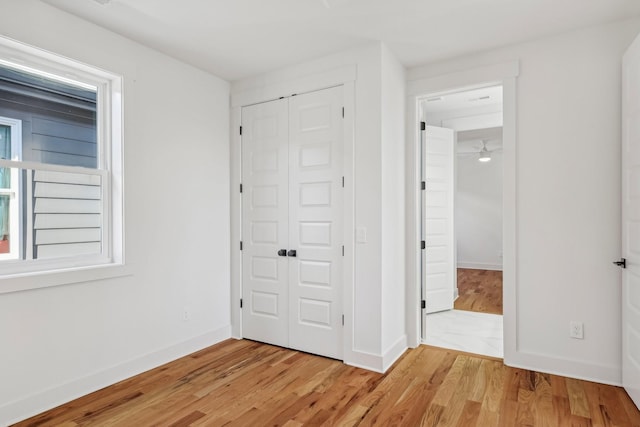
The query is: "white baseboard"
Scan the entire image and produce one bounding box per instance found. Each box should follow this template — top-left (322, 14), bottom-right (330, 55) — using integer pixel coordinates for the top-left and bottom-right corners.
top-left (345, 335), bottom-right (408, 373)
top-left (346, 350), bottom-right (386, 373)
top-left (457, 262), bottom-right (503, 271)
top-left (382, 335), bottom-right (408, 372)
top-left (505, 350), bottom-right (621, 387)
top-left (1, 326), bottom-right (231, 426)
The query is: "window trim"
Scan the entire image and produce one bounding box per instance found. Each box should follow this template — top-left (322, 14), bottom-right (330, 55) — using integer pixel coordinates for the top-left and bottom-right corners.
top-left (0, 36), bottom-right (124, 290)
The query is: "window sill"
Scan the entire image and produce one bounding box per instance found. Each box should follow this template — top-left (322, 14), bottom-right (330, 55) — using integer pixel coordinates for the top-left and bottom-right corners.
top-left (0, 263), bottom-right (132, 294)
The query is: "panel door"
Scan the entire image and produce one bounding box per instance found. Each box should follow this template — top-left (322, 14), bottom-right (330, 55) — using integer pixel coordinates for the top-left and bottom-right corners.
top-left (288, 86), bottom-right (344, 359)
top-left (622, 32), bottom-right (640, 408)
top-left (241, 98), bottom-right (290, 347)
top-left (422, 125), bottom-right (456, 317)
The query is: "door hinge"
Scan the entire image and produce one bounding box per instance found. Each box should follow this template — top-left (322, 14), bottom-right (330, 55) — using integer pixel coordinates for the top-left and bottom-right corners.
top-left (342, 245), bottom-right (344, 256)
top-left (421, 300), bottom-right (426, 309)
top-left (342, 176), bottom-right (345, 188)
top-left (421, 181), bottom-right (426, 190)
top-left (420, 121), bottom-right (426, 131)
top-left (240, 299), bottom-right (243, 308)
top-left (421, 240), bottom-right (426, 250)
top-left (239, 126), bottom-right (243, 135)
top-left (342, 107), bottom-right (345, 118)
top-left (240, 241), bottom-right (243, 250)
top-left (342, 314), bottom-right (344, 326)
top-left (240, 183), bottom-right (243, 193)
top-left (614, 258), bottom-right (627, 269)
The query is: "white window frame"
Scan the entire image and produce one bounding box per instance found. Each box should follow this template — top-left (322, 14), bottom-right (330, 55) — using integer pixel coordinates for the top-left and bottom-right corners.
top-left (0, 36), bottom-right (124, 287)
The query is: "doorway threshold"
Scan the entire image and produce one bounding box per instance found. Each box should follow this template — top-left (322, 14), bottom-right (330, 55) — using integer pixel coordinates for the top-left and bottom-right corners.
top-left (422, 309), bottom-right (503, 359)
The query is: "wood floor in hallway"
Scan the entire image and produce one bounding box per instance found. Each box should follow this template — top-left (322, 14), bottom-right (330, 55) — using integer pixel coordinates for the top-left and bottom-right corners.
top-left (15, 339), bottom-right (640, 427)
top-left (455, 268), bottom-right (503, 315)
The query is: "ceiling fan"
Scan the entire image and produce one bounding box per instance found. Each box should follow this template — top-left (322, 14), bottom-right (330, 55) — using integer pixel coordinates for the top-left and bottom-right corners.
top-left (478, 140), bottom-right (492, 162)
top-left (456, 139), bottom-right (502, 162)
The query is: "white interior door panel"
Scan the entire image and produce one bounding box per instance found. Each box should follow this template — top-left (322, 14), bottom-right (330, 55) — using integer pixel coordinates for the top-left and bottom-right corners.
top-left (422, 125), bottom-right (456, 317)
top-left (288, 86), bottom-right (343, 359)
top-left (241, 98), bottom-right (289, 347)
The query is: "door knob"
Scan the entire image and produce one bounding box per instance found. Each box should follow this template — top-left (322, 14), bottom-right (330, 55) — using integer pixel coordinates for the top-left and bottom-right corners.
top-left (278, 249), bottom-right (287, 257)
top-left (287, 249), bottom-right (297, 257)
top-left (613, 258), bottom-right (627, 269)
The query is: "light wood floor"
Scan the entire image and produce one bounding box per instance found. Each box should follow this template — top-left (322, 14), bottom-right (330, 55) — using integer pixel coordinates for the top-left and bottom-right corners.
top-left (15, 339), bottom-right (640, 427)
top-left (455, 268), bottom-right (503, 315)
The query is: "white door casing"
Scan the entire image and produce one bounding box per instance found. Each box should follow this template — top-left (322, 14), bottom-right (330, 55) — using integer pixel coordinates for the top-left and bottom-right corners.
top-left (622, 32), bottom-right (640, 408)
top-left (421, 125), bottom-right (456, 319)
top-left (241, 98), bottom-right (290, 347)
top-left (241, 86), bottom-right (344, 359)
top-left (289, 86), bottom-right (344, 359)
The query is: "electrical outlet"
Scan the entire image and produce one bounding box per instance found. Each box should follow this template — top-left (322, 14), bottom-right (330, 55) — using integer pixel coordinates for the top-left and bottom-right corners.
top-left (570, 321), bottom-right (584, 339)
top-left (182, 308), bottom-right (190, 322)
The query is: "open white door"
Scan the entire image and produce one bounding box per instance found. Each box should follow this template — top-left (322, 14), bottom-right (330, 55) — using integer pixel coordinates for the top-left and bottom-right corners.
top-left (622, 32), bottom-right (640, 408)
top-left (421, 124), bottom-right (456, 319)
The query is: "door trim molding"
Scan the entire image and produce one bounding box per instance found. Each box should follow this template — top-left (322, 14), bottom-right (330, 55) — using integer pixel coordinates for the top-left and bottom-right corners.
top-left (230, 72), bottom-right (356, 365)
top-left (231, 65), bottom-right (357, 107)
top-left (405, 61), bottom-right (519, 367)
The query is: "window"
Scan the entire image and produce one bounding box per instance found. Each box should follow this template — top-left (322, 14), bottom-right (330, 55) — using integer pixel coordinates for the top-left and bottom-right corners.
top-left (0, 37), bottom-right (123, 278)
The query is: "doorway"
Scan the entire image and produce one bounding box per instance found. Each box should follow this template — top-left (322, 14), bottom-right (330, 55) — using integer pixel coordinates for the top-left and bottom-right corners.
top-left (420, 84), bottom-right (504, 358)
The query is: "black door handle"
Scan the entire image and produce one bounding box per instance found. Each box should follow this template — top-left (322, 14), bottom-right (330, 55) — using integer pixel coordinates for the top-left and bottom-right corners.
top-left (614, 258), bottom-right (626, 269)
top-left (278, 249), bottom-right (287, 257)
top-left (287, 249), bottom-right (297, 257)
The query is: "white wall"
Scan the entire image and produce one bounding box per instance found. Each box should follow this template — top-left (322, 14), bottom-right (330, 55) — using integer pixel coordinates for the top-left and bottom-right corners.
top-left (231, 42), bottom-right (407, 371)
top-left (456, 151), bottom-right (503, 270)
top-left (0, 1), bottom-right (231, 424)
top-left (380, 45), bottom-right (407, 364)
top-left (409, 18), bottom-right (640, 384)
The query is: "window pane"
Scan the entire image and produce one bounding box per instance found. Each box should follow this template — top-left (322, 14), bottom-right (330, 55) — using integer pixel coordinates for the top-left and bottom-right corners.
top-left (0, 166), bottom-right (103, 261)
top-left (0, 125), bottom-right (10, 188)
top-left (0, 65), bottom-right (98, 168)
top-left (0, 194), bottom-right (10, 254)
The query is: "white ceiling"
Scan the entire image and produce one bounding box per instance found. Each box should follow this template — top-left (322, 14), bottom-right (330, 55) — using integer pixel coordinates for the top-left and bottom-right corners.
top-left (43, 0), bottom-right (640, 81)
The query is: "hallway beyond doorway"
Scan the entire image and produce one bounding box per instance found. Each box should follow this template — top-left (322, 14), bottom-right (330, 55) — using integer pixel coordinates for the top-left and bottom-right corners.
top-left (455, 268), bottom-right (503, 315)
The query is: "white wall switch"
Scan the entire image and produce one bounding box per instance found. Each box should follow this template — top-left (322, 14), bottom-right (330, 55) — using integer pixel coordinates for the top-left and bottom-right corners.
top-left (356, 226), bottom-right (367, 243)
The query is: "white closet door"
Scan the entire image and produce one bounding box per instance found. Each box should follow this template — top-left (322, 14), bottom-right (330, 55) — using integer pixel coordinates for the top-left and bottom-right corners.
top-left (422, 125), bottom-right (456, 315)
top-left (288, 87), bottom-right (344, 359)
top-left (241, 98), bottom-right (290, 347)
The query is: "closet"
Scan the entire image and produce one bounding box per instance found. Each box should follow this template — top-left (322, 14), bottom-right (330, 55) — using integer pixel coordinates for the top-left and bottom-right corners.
top-left (241, 86), bottom-right (344, 359)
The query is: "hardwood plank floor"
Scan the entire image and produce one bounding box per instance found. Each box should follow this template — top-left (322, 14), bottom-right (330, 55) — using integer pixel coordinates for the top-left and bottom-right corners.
top-left (455, 268), bottom-right (503, 315)
top-left (14, 339), bottom-right (640, 427)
